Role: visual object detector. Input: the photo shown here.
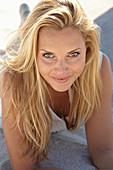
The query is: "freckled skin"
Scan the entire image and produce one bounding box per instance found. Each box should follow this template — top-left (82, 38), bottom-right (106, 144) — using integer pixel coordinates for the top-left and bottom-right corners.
top-left (37, 27), bottom-right (86, 92)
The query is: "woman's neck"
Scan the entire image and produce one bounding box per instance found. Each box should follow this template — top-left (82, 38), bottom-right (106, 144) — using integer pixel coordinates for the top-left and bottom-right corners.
top-left (48, 84), bottom-right (68, 97)
top-left (48, 85), bottom-right (70, 118)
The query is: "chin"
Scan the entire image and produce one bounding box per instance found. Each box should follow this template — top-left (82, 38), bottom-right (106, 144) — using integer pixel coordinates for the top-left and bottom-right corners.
top-left (51, 85), bottom-right (70, 92)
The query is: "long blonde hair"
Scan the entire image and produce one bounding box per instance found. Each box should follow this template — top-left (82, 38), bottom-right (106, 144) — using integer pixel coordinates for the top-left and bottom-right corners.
top-left (1, 0), bottom-right (102, 164)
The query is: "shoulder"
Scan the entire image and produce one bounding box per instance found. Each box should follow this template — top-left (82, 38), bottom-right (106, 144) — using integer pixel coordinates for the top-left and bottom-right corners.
top-left (0, 71), bottom-right (12, 97)
top-left (0, 71), bottom-right (13, 120)
top-left (0, 73), bottom-right (3, 98)
top-left (100, 52), bottom-right (111, 72)
top-left (100, 53), bottom-right (112, 93)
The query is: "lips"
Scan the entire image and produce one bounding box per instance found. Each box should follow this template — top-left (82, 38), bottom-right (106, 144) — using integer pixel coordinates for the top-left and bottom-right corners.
top-left (52, 76), bottom-right (70, 83)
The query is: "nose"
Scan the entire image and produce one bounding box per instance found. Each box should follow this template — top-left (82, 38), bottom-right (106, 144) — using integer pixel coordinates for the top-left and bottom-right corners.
top-left (55, 59), bottom-right (68, 73)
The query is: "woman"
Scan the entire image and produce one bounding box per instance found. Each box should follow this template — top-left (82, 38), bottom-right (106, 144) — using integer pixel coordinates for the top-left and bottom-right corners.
top-left (0, 0), bottom-right (113, 169)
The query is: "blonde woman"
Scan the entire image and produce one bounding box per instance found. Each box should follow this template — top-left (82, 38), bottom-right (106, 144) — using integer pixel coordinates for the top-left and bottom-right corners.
top-left (0, 0), bottom-right (113, 170)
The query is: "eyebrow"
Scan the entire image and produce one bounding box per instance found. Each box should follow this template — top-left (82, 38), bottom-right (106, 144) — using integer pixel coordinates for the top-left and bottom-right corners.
top-left (40, 49), bottom-right (54, 53)
top-left (39, 48), bottom-right (81, 54)
top-left (67, 48), bottom-right (82, 54)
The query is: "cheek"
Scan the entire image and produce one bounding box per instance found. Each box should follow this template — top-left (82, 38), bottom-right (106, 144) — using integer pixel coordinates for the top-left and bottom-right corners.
top-left (72, 57), bottom-right (86, 73)
top-left (37, 58), bottom-right (52, 76)
top-left (37, 58), bottom-right (44, 75)
top-left (80, 57), bottom-right (86, 71)
top-left (38, 63), bottom-right (46, 76)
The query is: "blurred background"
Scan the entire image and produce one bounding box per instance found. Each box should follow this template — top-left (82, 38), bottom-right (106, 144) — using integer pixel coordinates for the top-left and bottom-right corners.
top-left (0, 0), bottom-right (113, 50)
top-left (0, 0), bottom-right (37, 50)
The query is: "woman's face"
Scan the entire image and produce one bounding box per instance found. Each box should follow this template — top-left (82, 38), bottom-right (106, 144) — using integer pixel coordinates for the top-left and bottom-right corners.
top-left (37, 27), bottom-right (86, 92)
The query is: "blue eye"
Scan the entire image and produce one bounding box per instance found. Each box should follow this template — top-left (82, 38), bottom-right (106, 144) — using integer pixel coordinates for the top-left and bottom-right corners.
top-left (69, 52), bottom-right (80, 57)
top-left (43, 53), bottom-right (53, 58)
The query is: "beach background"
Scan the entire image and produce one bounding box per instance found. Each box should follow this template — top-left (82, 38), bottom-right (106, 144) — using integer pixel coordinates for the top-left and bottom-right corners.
top-left (0, 0), bottom-right (113, 50)
top-left (0, 0), bottom-right (113, 169)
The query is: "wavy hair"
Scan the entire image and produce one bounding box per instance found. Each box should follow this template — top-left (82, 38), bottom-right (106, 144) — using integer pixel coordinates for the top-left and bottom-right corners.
top-left (1, 0), bottom-right (102, 165)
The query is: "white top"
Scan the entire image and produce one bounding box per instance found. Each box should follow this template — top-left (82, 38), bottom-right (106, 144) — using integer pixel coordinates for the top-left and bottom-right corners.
top-left (50, 51), bottom-right (103, 133)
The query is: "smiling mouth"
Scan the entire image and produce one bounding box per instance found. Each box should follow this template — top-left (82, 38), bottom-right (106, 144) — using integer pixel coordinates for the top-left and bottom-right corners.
top-left (52, 76), bottom-right (70, 83)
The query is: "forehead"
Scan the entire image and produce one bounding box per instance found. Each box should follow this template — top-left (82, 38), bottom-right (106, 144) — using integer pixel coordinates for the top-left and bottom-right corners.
top-left (38, 27), bottom-right (85, 49)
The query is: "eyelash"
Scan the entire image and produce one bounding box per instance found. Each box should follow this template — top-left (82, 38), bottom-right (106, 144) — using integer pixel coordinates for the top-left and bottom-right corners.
top-left (42, 53), bottom-right (53, 58)
top-left (42, 52), bottom-right (80, 59)
top-left (68, 52), bottom-right (80, 57)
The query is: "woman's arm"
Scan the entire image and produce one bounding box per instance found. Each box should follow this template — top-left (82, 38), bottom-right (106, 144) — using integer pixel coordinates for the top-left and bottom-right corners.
top-left (85, 54), bottom-right (113, 169)
top-left (1, 75), bottom-right (63, 170)
top-left (1, 89), bottom-right (36, 170)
